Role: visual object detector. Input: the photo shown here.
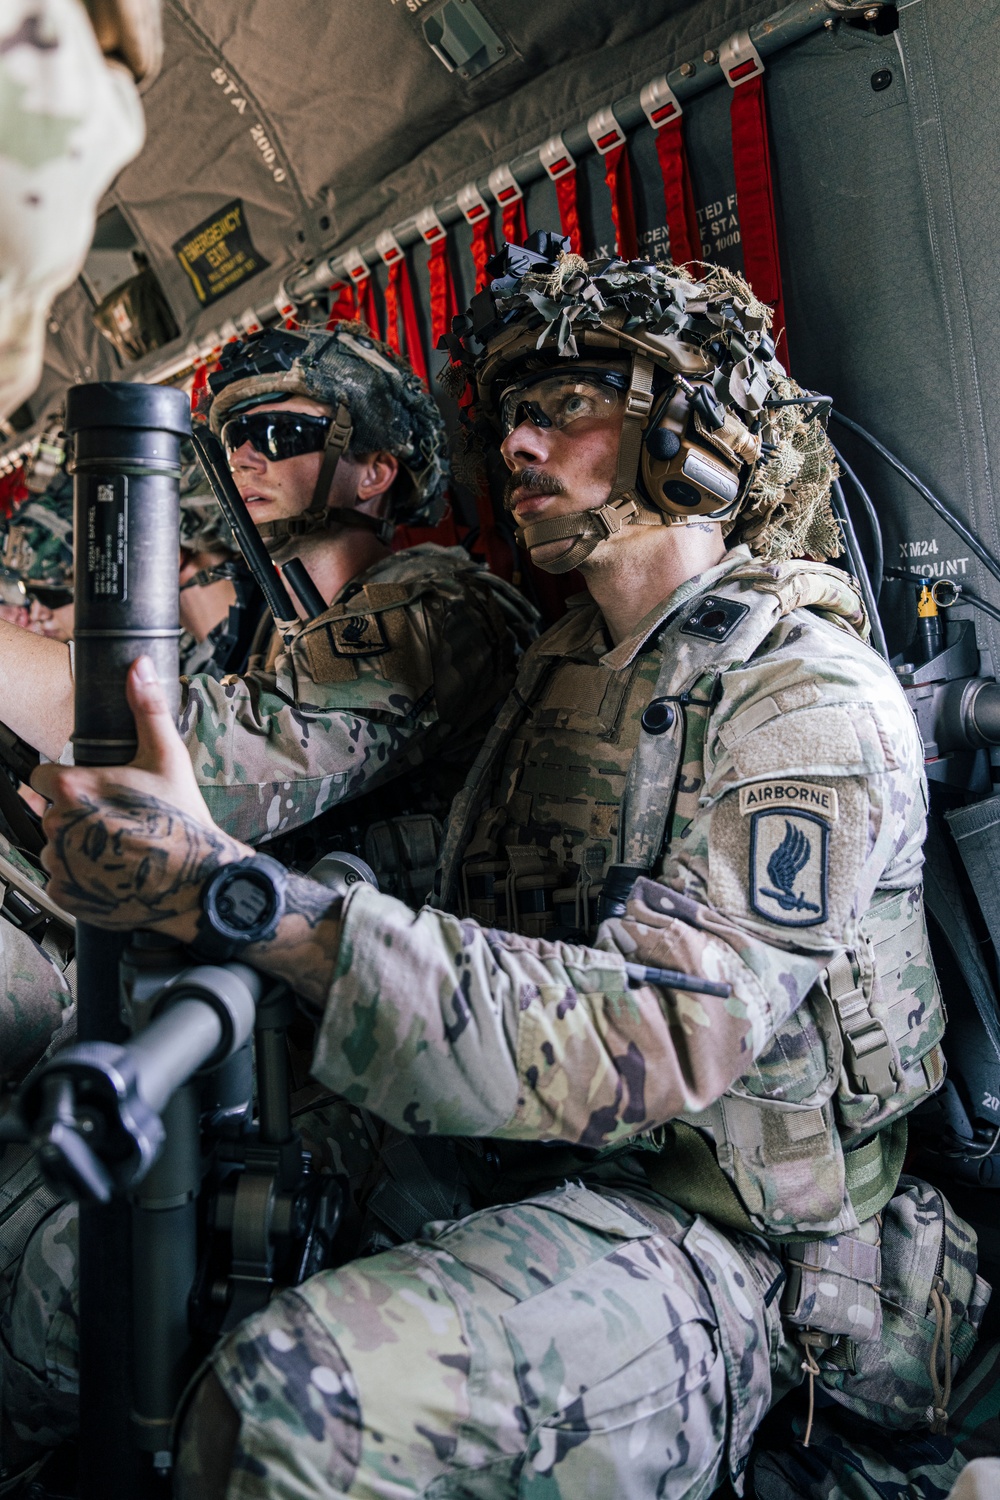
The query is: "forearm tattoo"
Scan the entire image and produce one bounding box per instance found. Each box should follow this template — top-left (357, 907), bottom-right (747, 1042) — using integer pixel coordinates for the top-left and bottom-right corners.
top-left (245, 871), bottom-right (343, 1011)
top-left (50, 788), bottom-right (343, 1011)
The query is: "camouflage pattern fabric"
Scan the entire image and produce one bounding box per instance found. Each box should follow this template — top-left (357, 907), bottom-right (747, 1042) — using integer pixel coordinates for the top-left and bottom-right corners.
top-left (177, 550), bottom-right (962, 1492)
top-left (0, 829), bottom-right (73, 1085)
top-left (191, 1184), bottom-right (786, 1498)
top-left (0, 1198), bottom-right (76, 1453)
top-left (2, 553), bottom-right (977, 1492)
top-left (307, 550), bottom-right (931, 1170)
top-left (180, 543), bottom-right (535, 845)
top-left (746, 1392), bottom-right (970, 1500)
top-left (817, 1178), bottom-right (990, 1429)
top-left (1, 476), bottom-right (73, 592)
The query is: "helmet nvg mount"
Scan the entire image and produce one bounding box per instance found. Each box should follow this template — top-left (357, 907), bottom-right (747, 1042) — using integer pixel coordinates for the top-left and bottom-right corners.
top-left (445, 232), bottom-right (839, 573)
top-left (201, 322), bottom-right (449, 559)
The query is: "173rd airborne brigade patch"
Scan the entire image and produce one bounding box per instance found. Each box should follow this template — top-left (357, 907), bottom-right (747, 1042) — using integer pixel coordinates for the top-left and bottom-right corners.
top-left (742, 780), bottom-right (837, 927)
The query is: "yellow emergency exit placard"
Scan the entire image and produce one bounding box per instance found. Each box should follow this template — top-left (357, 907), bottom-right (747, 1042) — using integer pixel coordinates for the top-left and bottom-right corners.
top-left (173, 200), bottom-right (269, 307)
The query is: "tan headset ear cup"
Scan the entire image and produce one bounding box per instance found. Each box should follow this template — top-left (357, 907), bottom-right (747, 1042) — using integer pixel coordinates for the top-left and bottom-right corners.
top-left (642, 432), bottom-right (740, 520)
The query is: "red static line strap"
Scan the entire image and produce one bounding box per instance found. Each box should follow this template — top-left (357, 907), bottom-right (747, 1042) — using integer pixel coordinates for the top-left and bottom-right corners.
top-left (555, 172), bottom-right (583, 256)
top-left (654, 118), bottom-right (702, 268)
top-left (501, 197), bottom-right (528, 248)
top-left (384, 260), bottom-right (402, 357)
top-left (470, 217), bottom-right (496, 292)
top-left (398, 258), bottom-right (429, 385)
top-left (384, 257), bottom-right (429, 384)
top-left (354, 273), bottom-right (381, 342)
top-left (428, 235), bottom-right (458, 347)
top-left (326, 280), bottom-right (357, 328)
top-left (189, 361), bottom-right (209, 412)
top-left (604, 142), bottom-right (638, 261)
top-left (729, 72), bottom-right (788, 362)
top-left (0, 467), bottom-right (26, 519)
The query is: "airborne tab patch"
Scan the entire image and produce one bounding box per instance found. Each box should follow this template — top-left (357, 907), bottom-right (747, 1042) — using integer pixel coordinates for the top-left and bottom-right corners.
top-left (326, 613), bottom-right (390, 658)
top-left (750, 809), bottom-right (828, 927)
top-left (740, 780), bottom-right (839, 821)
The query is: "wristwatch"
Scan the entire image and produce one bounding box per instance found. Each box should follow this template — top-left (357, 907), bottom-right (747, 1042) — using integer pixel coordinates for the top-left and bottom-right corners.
top-left (191, 854), bottom-right (288, 962)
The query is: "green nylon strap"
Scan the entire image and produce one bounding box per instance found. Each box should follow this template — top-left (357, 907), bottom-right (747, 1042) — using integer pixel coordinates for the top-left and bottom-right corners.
top-left (641, 1115), bottom-right (908, 1242)
top-left (844, 1114), bottom-right (909, 1226)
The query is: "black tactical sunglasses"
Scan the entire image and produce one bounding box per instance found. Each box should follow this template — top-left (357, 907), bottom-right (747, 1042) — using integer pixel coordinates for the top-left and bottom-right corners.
top-left (220, 410), bottom-right (331, 463)
top-left (29, 586), bottom-right (74, 611)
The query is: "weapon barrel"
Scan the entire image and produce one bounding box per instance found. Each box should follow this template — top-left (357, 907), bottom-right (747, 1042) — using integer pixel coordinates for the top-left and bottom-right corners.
top-left (189, 425), bottom-right (301, 630)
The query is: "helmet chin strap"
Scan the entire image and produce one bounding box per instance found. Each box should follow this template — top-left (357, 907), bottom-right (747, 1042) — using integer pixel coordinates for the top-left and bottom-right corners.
top-left (515, 355), bottom-right (664, 575)
top-left (252, 401), bottom-right (395, 559)
top-left (517, 496), bottom-right (662, 574)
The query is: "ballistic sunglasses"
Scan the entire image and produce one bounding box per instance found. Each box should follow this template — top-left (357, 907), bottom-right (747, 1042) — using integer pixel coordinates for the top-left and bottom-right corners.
top-left (498, 368), bottom-right (629, 439)
top-left (220, 409), bottom-right (331, 463)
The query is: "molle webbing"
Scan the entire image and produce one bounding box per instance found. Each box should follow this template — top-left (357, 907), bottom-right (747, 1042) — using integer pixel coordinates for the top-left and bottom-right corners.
top-left (439, 559), bottom-right (867, 909)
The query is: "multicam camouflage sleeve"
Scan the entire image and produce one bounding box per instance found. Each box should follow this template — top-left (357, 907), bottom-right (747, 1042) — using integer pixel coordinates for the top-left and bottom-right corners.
top-left (311, 615), bottom-right (927, 1148)
top-left (180, 547), bottom-right (525, 843)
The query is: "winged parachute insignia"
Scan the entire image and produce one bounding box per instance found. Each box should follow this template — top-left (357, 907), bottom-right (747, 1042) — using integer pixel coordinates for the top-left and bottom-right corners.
top-left (760, 818), bottom-right (820, 913)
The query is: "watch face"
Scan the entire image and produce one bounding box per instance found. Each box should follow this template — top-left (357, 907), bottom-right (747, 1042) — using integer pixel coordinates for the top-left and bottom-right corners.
top-left (217, 873), bottom-right (273, 932)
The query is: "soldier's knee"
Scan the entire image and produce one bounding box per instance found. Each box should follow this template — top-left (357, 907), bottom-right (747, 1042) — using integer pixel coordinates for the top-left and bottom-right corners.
top-left (174, 1370), bottom-right (240, 1500)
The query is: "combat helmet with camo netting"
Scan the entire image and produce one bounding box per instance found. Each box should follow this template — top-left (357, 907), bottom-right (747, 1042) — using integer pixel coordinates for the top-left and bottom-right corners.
top-left (201, 321), bottom-right (449, 557)
top-left (443, 232), bottom-right (840, 573)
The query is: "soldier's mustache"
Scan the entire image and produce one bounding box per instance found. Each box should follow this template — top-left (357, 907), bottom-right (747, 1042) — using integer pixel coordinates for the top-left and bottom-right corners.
top-left (503, 468), bottom-right (566, 512)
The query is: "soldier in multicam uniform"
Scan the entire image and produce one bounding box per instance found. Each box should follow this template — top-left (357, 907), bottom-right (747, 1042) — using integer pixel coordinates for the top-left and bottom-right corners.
top-left (0, 321), bottom-right (535, 891)
top-left (28, 241), bottom-right (991, 1498)
top-left (0, 323), bottom-right (535, 1473)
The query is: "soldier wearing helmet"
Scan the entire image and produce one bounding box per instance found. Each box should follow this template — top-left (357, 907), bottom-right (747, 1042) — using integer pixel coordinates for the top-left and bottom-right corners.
top-left (30, 241), bottom-right (986, 1495)
top-left (0, 320), bottom-right (535, 894)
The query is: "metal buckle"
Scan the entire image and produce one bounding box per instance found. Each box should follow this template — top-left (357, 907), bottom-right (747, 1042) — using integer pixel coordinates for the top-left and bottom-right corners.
top-left (415, 207), bottom-right (447, 246)
top-left (719, 29), bottom-right (765, 87)
top-left (587, 107), bottom-right (626, 156)
top-left (488, 162), bottom-right (523, 206)
top-left (457, 182), bottom-right (491, 225)
top-left (342, 247), bottom-right (371, 285)
top-left (625, 389), bottom-right (654, 421)
top-left (539, 134), bottom-right (576, 181)
top-left (639, 76), bottom-right (683, 129)
top-left (375, 230), bottom-right (405, 268)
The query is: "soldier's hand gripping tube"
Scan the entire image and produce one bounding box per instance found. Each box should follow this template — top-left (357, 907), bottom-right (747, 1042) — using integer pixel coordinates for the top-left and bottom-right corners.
top-left (189, 425), bottom-right (309, 633)
top-left (64, 381), bottom-right (189, 1500)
